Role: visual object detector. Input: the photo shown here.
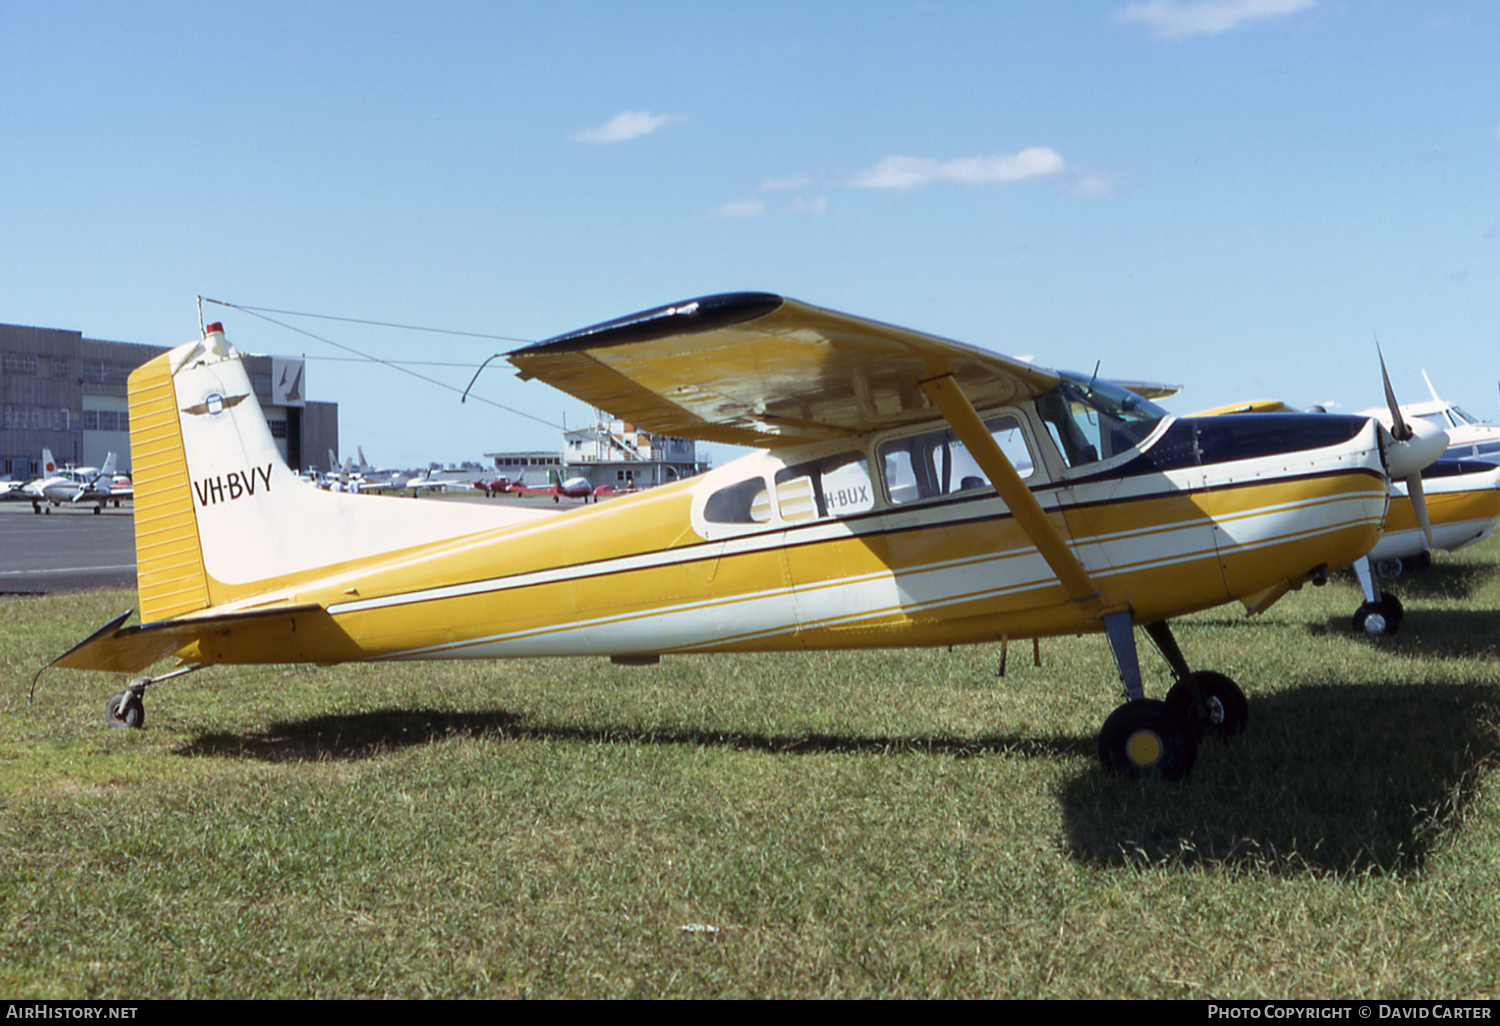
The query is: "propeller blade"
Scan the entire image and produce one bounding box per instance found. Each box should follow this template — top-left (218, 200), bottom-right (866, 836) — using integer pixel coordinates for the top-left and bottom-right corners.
top-left (1407, 472), bottom-right (1434, 550)
top-left (1378, 338), bottom-right (1412, 441)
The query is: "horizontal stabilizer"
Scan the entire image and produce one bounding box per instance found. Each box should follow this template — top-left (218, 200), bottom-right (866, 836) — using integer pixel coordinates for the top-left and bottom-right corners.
top-left (49, 603), bottom-right (336, 674)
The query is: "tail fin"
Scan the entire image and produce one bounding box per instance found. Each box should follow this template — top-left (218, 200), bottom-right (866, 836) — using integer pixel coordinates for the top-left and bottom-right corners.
top-left (41, 448), bottom-right (56, 476)
top-left (128, 322), bottom-right (543, 623)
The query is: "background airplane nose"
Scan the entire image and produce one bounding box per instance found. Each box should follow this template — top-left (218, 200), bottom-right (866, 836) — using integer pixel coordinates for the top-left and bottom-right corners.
top-left (1383, 417), bottom-right (1446, 480)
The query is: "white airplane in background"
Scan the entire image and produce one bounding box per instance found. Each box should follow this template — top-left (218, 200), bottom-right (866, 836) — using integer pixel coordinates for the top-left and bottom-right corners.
top-left (25, 452), bottom-right (119, 514)
top-left (1360, 372), bottom-right (1500, 463)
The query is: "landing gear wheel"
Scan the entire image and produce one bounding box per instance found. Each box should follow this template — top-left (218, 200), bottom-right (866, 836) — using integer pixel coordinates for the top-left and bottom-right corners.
top-left (1166, 671), bottom-right (1248, 740)
top-left (1098, 699), bottom-right (1197, 781)
top-left (1352, 592), bottom-right (1404, 636)
top-left (105, 690), bottom-right (145, 729)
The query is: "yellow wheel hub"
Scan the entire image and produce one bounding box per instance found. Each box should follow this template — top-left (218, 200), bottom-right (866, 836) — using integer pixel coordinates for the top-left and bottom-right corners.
top-left (1126, 729), bottom-right (1163, 767)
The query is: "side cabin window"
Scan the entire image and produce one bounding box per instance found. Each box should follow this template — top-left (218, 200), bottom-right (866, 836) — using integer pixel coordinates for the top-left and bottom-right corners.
top-left (879, 415), bottom-right (1033, 506)
top-left (774, 452), bottom-right (873, 522)
top-left (703, 475), bottom-right (774, 525)
top-left (1033, 372), bottom-right (1168, 470)
top-left (702, 451), bottom-right (873, 528)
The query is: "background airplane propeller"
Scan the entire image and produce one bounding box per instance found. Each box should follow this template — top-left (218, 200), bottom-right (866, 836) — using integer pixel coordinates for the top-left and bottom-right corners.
top-left (1377, 340), bottom-right (1442, 549)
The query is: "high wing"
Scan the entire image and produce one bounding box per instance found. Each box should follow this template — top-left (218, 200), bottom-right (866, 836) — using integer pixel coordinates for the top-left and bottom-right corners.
top-left (506, 293), bottom-right (1060, 448)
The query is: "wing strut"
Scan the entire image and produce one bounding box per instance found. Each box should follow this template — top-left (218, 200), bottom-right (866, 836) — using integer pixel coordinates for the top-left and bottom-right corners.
top-left (919, 374), bottom-right (1104, 612)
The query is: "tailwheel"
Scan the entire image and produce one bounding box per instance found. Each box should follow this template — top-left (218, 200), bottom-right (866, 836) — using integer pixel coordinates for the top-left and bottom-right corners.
top-left (105, 689), bottom-right (145, 729)
top-left (1098, 699), bottom-right (1197, 781)
top-left (1352, 592), bottom-right (1403, 636)
top-left (1166, 671), bottom-right (1248, 740)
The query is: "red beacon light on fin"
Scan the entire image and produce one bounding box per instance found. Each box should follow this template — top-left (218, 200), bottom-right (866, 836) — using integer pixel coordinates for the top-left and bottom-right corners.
top-left (204, 322), bottom-right (224, 336)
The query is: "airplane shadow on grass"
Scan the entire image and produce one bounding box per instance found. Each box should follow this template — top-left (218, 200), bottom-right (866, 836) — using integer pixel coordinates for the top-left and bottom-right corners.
top-left (177, 678), bottom-right (1500, 878)
top-left (1059, 681), bottom-right (1500, 876)
top-left (176, 710), bottom-right (1092, 765)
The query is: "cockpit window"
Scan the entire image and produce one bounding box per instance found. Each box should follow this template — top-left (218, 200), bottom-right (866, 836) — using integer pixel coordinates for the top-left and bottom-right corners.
top-left (879, 415), bottom-right (1033, 506)
top-left (1033, 372), bottom-right (1168, 469)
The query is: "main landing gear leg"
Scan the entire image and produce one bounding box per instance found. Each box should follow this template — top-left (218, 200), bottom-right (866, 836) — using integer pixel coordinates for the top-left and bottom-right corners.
top-left (1096, 611), bottom-right (1197, 780)
top-left (104, 664), bottom-right (205, 730)
top-left (1145, 620), bottom-right (1249, 740)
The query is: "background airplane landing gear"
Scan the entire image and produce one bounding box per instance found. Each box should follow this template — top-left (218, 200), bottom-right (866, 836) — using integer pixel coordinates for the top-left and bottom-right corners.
top-left (1166, 670), bottom-right (1248, 740)
top-left (105, 687), bottom-right (145, 729)
top-left (1352, 592), bottom-right (1403, 636)
top-left (1098, 699), bottom-right (1197, 781)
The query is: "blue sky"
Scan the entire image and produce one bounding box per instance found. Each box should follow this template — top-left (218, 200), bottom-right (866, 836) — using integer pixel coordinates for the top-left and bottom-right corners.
top-left (3, 0), bottom-right (1498, 469)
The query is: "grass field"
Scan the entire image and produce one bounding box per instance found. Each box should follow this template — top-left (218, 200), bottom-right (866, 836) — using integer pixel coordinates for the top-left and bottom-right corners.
top-left (3, 538), bottom-right (1499, 999)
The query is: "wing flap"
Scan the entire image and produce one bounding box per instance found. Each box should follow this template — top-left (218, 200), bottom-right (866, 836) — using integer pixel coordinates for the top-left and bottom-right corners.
top-left (508, 293), bottom-right (1059, 447)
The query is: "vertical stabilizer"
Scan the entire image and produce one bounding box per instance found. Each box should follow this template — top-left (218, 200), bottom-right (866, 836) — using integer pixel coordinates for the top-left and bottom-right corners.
top-left (129, 346), bottom-right (213, 621)
top-left (127, 322), bottom-right (545, 624)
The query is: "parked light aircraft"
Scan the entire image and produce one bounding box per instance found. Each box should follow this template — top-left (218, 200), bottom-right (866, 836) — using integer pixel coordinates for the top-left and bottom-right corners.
top-left (24, 453), bottom-right (119, 514)
top-left (507, 468), bottom-right (602, 502)
top-left (1348, 458), bottom-right (1500, 634)
top-left (349, 448), bottom-right (408, 491)
top-left (1360, 372), bottom-right (1500, 463)
top-left (46, 295), bottom-right (1447, 780)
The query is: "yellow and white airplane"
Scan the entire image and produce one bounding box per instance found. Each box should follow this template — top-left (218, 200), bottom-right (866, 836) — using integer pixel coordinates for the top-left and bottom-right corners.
top-left (1348, 458), bottom-right (1500, 635)
top-left (47, 293), bottom-right (1446, 780)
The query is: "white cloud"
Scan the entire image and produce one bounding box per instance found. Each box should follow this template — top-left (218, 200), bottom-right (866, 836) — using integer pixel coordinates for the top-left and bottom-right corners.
top-left (571, 110), bottom-right (679, 144)
top-left (712, 199), bottom-right (766, 218)
top-left (846, 147), bottom-right (1067, 190)
top-left (1116, 0), bottom-right (1315, 39)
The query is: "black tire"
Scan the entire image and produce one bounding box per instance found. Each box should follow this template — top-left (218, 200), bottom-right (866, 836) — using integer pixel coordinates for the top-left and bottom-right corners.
top-left (1352, 591), bottom-right (1403, 636)
top-left (1166, 671), bottom-right (1249, 740)
top-left (105, 691), bottom-right (145, 730)
top-left (1098, 699), bottom-right (1197, 781)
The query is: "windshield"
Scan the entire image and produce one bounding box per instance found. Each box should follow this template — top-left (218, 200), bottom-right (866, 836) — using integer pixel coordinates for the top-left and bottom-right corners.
top-left (1033, 372), bottom-right (1169, 468)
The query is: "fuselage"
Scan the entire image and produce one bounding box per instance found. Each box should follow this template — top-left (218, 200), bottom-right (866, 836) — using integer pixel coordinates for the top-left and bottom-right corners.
top-left (173, 402), bottom-right (1390, 667)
